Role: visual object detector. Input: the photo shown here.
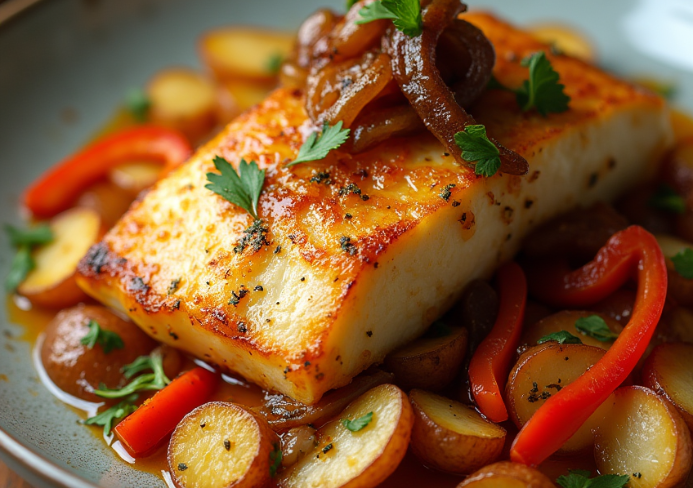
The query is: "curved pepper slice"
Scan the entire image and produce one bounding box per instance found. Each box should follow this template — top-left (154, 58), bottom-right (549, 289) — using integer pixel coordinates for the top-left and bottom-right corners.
top-left (23, 125), bottom-right (192, 219)
top-left (468, 262), bottom-right (527, 422)
top-left (510, 225), bottom-right (667, 466)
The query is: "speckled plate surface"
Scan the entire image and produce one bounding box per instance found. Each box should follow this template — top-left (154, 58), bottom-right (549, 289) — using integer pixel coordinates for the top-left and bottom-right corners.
top-left (1, 0), bottom-right (692, 487)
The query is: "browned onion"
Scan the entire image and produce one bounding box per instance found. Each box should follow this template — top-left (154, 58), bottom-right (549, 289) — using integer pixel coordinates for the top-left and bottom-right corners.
top-left (296, 8), bottom-right (339, 69)
top-left (349, 104), bottom-right (425, 153)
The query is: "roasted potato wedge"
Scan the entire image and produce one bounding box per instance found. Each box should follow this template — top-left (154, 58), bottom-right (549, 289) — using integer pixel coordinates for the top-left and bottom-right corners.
top-left (528, 23), bottom-right (595, 62)
top-left (18, 207), bottom-right (102, 308)
top-left (277, 384), bottom-right (413, 488)
top-left (642, 342), bottom-right (693, 430)
top-left (520, 310), bottom-right (623, 350)
top-left (76, 181), bottom-right (134, 229)
top-left (109, 162), bottom-right (162, 196)
top-left (168, 401), bottom-right (279, 488)
top-left (506, 342), bottom-right (611, 454)
top-left (657, 306), bottom-right (693, 344)
top-left (147, 68), bottom-right (218, 143)
top-left (199, 28), bottom-right (294, 82)
top-left (409, 389), bottom-right (505, 475)
top-left (594, 386), bottom-right (692, 488)
top-left (456, 461), bottom-right (555, 488)
top-left (384, 326), bottom-right (468, 391)
top-left (656, 234), bottom-right (693, 307)
top-left (218, 80), bottom-right (275, 115)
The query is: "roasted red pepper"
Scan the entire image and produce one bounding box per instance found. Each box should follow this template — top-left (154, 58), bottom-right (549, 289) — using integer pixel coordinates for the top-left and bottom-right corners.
top-left (113, 367), bottom-right (218, 458)
top-left (23, 126), bottom-right (191, 219)
top-left (510, 225), bottom-right (667, 466)
top-left (468, 262), bottom-right (527, 423)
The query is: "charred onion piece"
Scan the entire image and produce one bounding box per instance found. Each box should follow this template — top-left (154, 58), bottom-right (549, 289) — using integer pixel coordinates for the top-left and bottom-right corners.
top-left (349, 104), bottom-right (425, 153)
top-left (384, 0), bottom-right (528, 175)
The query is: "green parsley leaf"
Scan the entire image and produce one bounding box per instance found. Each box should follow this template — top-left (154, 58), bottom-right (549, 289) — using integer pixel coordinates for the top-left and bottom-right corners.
top-left (4, 224), bottom-right (54, 292)
top-left (80, 320), bottom-right (125, 354)
top-left (93, 350), bottom-right (170, 399)
top-left (269, 443), bottom-right (283, 477)
top-left (428, 321), bottom-right (452, 338)
top-left (556, 469), bottom-right (629, 488)
top-left (342, 412), bottom-right (374, 432)
top-left (537, 330), bottom-right (583, 345)
top-left (4, 224), bottom-right (53, 247)
top-left (454, 125), bottom-right (501, 177)
top-left (287, 121), bottom-right (350, 167)
top-left (125, 88), bottom-right (151, 122)
top-left (649, 184), bottom-right (686, 214)
top-left (356, 0), bottom-right (422, 37)
top-left (671, 248), bottom-right (693, 279)
top-left (84, 394), bottom-right (138, 436)
top-left (575, 315), bottom-right (619, 342)
top-left (205, 156), bottom-right (266, 220)
top-left (515, 52), bottom-right (570, 115)
top-left (267, 54), bottom-right (283, 75)
top-left (5, 246), bottom-right (34, 292)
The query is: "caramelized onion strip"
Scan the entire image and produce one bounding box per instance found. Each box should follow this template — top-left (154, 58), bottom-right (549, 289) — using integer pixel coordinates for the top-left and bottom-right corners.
top-left (349, 105), bottom-right (425, 153)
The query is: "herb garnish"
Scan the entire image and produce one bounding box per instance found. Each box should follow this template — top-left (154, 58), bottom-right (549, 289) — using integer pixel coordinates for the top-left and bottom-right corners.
top-left (288, 121), bottom-right (350, 167)
top-left (671, 248), bottom-right (693, 279)
top-left (537, 330), bottom-right (583, 345)
top-left (125, 88), bottom-right (151, 122)
top-left (267, 54), bottom-right (283, 75)
top-left (206, 156), bottom-right (265, 220)
top-left (357, 0), bottom-right (423, 37)
top-left (439, 184), bottom-right (456, 201)
top-left (93, 350), bottom-right (170, 399)
top-left (339, 236), bottom-right (358, 256)
top-left (234, 219), bottom-right (270, 254)
top-left (346, 0), bottom-right (358, 8)
top-left (649, 184), bottom-right (686, 214)
top-left (575, 315), bottom-right (619, 342)
top-left (342, 412), bottom-right (373, 432)
top-left (80, 320), bottom-right (125, 354)
top-left (454, 125), bottom-right (501, 177)
top-left (84, 394), bottom-right (138, 436)
top-left (556, 469), bottom-right (629, 488)
top-left (269, 443), bottom-right (282, 477)
top-left (4, 223), bottom-right (54, 292)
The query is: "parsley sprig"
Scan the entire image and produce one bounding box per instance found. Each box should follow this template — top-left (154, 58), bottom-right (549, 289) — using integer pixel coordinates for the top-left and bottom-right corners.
top-left (288, 121), bottom-right (351, 167)
top-left (269, 443), bottom-right (283, 477)
top-left (125, 88), bottom-right (151, 123)
top-left (454, 125), bottom-right (502, 177)
top-left (357, 0), bottom-right (422, 37)
top-left (93, 350), bottom-right (170, 399)
top-left (80, 320), bottom-right (125, 354)
top-left (4, 223), bottom-right (54, 292)
top-left (537, 330), bottom-right (583, 345)
top-left (206, 156), bottom-right (266, 220)
top-left (649, 184), bottom-right (686, 214)
top-left (575, 315), bottom-right (619, 342)
top-left (342, 412), bottom-right (374, 432)
top-left (556, 469), bottom-right (629, 488)
top-left (84, 394), bottom-right (138, 436)
top-left (671, 248), bottom-right (693, 279)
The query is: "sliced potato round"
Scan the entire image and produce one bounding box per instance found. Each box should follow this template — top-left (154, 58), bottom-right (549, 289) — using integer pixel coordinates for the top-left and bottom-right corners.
top-left (456, 461), bottom-right (555, 488)
top-left (409, 389), bottom-right (505, 475)
top-left (199, 28), bottom-right (294, 82)
top-left (506, 342), bottom-right (611, 454)
top-left (594, 386), bottom-right (692, 488)
top-left (657, 307), bottom-right (693, 344)
top-left (18, 207), bottom-right (102, 308)
top-left (642, 342), bottom-right (693, 430)
top-left (528, 24), bottom-right (596, 62)
top-left (168, 401), bottom-right (278, 488)
top-left (277, 384), bottom-right (413, 488)
top-left (384, 326), bottom-right (468, 391)
top-left (76, 181), bottom-right (134, 228)
top-left (147, 68), bottom-right (218, 142)
top-left (109, 162), bottom-right (162, 196)
top-left (520, 310), bottom-right (622, 350)
top-left (218, 80), bottom-right (275, 115)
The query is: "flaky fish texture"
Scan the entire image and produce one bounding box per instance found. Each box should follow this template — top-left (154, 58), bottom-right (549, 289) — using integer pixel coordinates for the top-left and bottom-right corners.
top-left (77, 13), bottom-right (672, 404)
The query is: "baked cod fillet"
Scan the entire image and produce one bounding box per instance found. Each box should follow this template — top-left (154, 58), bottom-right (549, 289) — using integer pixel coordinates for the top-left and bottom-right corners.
top-left (77, 13), bottom-right (672, 404)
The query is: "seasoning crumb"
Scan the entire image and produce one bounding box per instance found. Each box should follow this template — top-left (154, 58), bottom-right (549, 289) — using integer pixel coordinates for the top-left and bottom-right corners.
top-left (366, 331), bottom-right (373, 337)
top-left (200, 422), bottom-right (206, 428)
top-left (168, 278), bottom-right (181, 295)
top-left (304, 361), bottom-right (311, 367)
top-left (254, 285), bottom-right (263, 291)
top-left (178, 463), bottom-right (188, 471)
top-left (300, 277), bottom-right (306, 282)
top-left (224, 439), bottom-right (231, 451)
top-left (439, 183), bottom-right (456, 201)
top-left (322, 443), bottom-right (333, 454)
top-left (237, 323), bottom-right (247, 334)
top-left (345, 213), bottom-right (352, 219)
top-left (274, 245), bottom-right (281, 254)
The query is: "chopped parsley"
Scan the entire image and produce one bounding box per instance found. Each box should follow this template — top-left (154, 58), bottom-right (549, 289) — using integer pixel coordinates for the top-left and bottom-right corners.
top-left (454, 125), bottom-right (501, 177)
top-left (93, 350), bottom-right (170, 399)
top-left (267, 54), bottom-right (283, 75)
top-left (4, 223), bottom-right (54, 292)
top-left (339, 236), bottom-right (358, 256)
top-left (322, 443), bottom-right (334, 454)
top-left (310, 171), bottom-right (332, 185)
top-left (80, 320), bottom-right (125, 354)
top-left (357, 0), bottom-right (422, 37)
top-left (671, 248), bottom-right (693, 279)
top-left (205, 156), bottom-right (265, 220)
top-left (125, 88), bottom-right (151, 122)
top-left (234, 219), bottom-right (270, 254)
top-left (342, 412), bottom-right (373, 432)
top-left (537, 330), bottom-right (583, 345)
top-left (575, 315), bottom-right (619, 342)
top-left (288, 121), bottom-right (350, 167)
top-left (649, 184), bottom-right (686, 214)
top-left (84, 394), bottom-right (138, 436)
top-left (269, 443), bottom-right (282, 477)
top-left (556, 469), bottom-right (629, 488)
top-left (439, 183), bottom-right (456, 201)
top-left (168, 278), bottom-right (181, 295)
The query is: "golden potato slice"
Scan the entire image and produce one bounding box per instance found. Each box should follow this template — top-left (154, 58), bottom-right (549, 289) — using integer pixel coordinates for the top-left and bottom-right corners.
top-left (277, 384), bottom-right (413, 488)
top-left (76, 181), bottom-right (134, 229)
top-left (109, 162), bottom-right (162, 196)
top-left (18, 207), bottom-right (102, 308)
top-left (520, 310), bottom-right (622, 350)
top-left (147, 68), bottom-right (218, 142)
top-left (409, 389), bottom-right (505, 475)
top-left (506, 342), bottom-right (611, 454)
top-left (218, 80), bottom-right (275, 116)
top-left (199, 28), bottom-right (294, 82)
top-left (657, 307), bottom-right (693, 344)
top-left (168, 401), bottom-right (279, 488)
top-left (456, 462), bottom-right (555, 488)
top-left (528, 24), bottom-right (596, 62)
top-left (384, 326), bottom-right (468, 390)
top-left (595, 386), bottom-right (692, 488)
top-left (642, 342), bottom-right (693, 430)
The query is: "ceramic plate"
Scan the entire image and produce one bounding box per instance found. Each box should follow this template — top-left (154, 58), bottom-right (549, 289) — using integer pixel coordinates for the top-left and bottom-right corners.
top-left (1, 0), bottom-right (692, 486)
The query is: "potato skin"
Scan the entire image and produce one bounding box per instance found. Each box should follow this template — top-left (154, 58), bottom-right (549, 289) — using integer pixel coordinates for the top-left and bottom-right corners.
top-left (520, 310), bottom-right (622, 351)
top-left (456, 462), bottom-right (555, 488)
top-left (409, 389), bottom-right (505, 475)
top-left (40, 305), bottom-right (157, 401)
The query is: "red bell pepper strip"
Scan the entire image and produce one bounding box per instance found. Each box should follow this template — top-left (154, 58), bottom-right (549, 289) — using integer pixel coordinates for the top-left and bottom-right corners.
top-left (468, 262), bottom-right (527, 423)
top-left (23, 125), bottom-right (191, 219)
top-left (113, 366), bottom-right (218, 458)
top-left (510, 225), bottom-right (667, 466)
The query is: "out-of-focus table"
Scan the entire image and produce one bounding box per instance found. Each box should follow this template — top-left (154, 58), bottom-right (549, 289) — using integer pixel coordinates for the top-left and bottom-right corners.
top-left (0, 460), bottom-right (33, 488)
